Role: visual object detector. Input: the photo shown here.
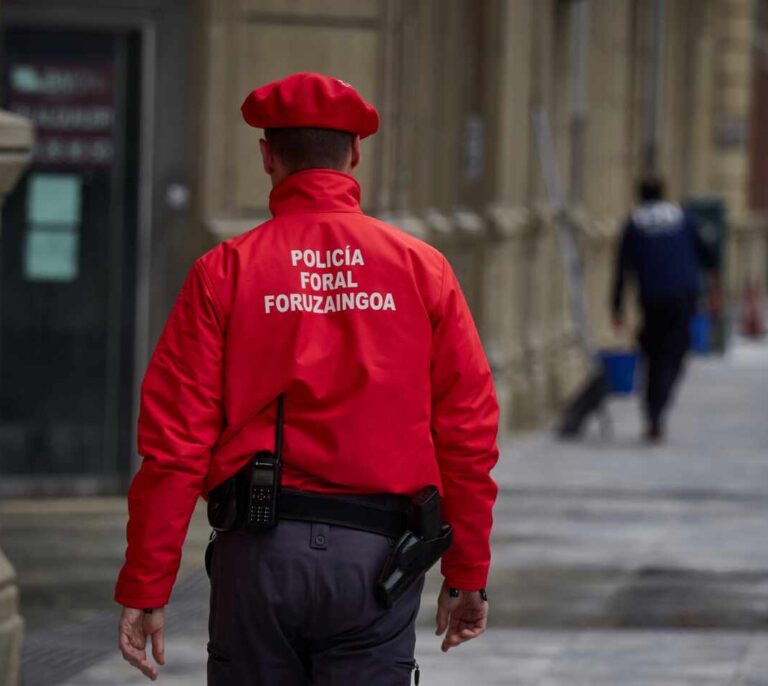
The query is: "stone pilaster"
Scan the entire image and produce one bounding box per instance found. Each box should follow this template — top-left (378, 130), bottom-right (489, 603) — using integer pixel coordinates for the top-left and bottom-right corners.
top-left (0, 110), bottom-right (33, 686)
top-left (0, 552), bottom-right (22, 686)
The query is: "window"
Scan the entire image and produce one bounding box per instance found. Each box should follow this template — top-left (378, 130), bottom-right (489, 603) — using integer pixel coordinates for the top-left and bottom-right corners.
top-left (23, 173), bottom-right (82, 281)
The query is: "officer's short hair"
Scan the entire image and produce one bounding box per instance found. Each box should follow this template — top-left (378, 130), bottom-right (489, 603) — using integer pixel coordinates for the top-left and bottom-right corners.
top-left (638, 175), bottom-right (665, 202)
top-left (265, 127), bottom-right (354, 172)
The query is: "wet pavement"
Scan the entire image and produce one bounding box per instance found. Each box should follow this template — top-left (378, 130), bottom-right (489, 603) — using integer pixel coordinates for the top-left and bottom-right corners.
top-left (1, 338), bottom-right (766, 684)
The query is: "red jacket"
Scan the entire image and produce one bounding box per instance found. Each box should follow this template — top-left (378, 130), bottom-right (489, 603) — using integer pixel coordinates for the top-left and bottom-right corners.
top-left (115, 169), bottom-right (499, 608)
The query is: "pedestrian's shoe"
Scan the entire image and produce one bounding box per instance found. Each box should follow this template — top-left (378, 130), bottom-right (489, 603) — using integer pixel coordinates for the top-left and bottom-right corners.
top-left (645, 422), bottom-right (664, 443)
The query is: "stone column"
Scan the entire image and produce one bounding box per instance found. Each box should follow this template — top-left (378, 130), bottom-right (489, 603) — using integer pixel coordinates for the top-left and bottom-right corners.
top-left (0, 111), bottom-right (33, 686)
top-left (710, 0), bottom-right (766, 302)
top-left (480, 0), bottom-right (537, 432)
top-left (0, 551), bottom-right (23, 686)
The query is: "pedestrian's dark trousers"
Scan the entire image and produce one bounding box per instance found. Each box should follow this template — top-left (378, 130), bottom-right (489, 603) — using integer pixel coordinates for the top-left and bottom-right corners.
top-left (639, 293), bottom-right (696, 426)
top-left (207, 520), bottom-right (423, 686)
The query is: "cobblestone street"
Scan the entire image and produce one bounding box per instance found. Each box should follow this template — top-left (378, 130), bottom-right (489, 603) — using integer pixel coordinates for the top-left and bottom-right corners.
top-left (2, 339), bottom-right (767, 685)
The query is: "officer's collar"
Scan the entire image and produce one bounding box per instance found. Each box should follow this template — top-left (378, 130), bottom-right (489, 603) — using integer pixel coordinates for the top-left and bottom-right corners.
top-left (269, 169), bottom-right (363, 217)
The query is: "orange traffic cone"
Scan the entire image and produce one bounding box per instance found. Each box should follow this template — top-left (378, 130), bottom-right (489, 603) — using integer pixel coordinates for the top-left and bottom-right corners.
top-left (741, 278), bottom-right (765, 338)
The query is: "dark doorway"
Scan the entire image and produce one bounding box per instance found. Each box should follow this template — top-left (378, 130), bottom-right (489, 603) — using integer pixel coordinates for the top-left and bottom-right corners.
top-left (0, 27), bottom-right (141, 491)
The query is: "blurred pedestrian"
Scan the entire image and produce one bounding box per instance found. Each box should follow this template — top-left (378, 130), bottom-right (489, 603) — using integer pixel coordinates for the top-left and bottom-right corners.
top-left (611, 175), bottom-right (713, 442)
top-left (115, 72), bottom-right (499, 684)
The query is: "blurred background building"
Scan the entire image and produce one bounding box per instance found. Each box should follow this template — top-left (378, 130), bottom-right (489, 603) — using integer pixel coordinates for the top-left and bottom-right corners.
top-left (0, 2), bottom-right (767, 685)
top-left (0, 0), bottom-right (766, 498)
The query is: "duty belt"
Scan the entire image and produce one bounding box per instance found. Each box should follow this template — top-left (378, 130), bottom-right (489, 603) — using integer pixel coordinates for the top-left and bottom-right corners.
top-left (277, 489), bottom-right (410, 538)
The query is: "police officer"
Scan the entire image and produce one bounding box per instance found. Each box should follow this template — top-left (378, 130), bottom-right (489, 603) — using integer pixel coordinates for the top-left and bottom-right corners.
top-left (612, 175), bottom-right (713, 442)
top-left (116, 72), bottom-right (499, 684)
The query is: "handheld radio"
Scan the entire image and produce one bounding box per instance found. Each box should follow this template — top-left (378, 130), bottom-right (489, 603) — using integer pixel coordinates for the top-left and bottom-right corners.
top-left (244, 395), bottom-right (284, 531)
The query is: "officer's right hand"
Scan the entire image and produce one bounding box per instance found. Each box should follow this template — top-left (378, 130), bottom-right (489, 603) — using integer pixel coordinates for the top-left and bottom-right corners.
top-left (118, 606), bottom-right (165, 680)
top-left (435, 581), bottom-right (488, 652)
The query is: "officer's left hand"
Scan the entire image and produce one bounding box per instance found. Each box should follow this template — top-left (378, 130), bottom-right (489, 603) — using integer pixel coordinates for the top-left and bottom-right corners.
top-left (118, 606), bottom-right (165, 680)
top-left (435, 581), bottom-right (488, 652)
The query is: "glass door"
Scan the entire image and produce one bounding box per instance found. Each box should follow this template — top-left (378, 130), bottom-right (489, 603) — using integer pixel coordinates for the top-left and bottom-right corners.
top-left (0, 27), bottom-right (140, 489)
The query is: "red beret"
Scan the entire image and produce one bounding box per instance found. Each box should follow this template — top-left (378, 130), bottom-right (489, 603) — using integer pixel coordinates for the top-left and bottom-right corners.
top-left (241, 72), bottom-right (379, 138)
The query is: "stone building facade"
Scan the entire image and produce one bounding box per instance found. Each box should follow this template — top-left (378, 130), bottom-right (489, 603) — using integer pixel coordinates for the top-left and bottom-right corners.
top-left (199, 0), bottom-right (768, 438)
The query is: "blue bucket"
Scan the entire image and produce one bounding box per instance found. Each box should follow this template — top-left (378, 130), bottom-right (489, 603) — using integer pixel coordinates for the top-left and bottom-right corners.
top-left (598, 350), bottom-right (638, 395)
top-left (690, 312), bottom-right (711, 354)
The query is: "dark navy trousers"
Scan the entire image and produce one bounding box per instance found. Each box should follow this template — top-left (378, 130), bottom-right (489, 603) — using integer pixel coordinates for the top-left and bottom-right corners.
top-left (207, 521), bottom-right (423, 685)
top-left (639, 294), bottom-right (696, 426)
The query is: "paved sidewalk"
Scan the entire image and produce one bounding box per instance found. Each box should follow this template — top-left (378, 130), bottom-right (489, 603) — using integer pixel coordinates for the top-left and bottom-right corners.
top-left (63, 628), bottom-right (768, 686)
top-left (5, 338), bottom-right (768, 684)
top-left (487, 339), bottom-right (768, 629)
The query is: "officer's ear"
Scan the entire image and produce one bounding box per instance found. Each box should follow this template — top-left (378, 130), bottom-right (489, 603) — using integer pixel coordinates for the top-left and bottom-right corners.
top-left (350, 135), bottom-right (361, 170)
top-left (259, 138), bottom-right (276, 175)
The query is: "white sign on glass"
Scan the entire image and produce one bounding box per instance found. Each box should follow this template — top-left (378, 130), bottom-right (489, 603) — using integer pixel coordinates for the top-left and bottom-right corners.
top-left (23, 173), bottom-right (82, 282)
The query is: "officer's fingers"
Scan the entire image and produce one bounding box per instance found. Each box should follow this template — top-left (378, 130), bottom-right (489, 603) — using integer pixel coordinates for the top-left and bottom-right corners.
top-left (151, 626), bottom-right (165, 666)
top-left (440, 620), bottom-right (464, 652)
top-left (476, 610), bottom-right (488, 633)
top-left (441, 626), bottom-right (481, 652)
top-left (458, 608), bottom-right (487, 633)
top-left (126, 652), bottom-right (157, 682)
top-left (442, 612), bottom-right (488, 651)
top-left (125, 622), bottom-right (147, 651)
top-left (137, 660), bottom-right (158, 681)
top-left (119, 628), bottom-right (142, 659)
top-left (119, 631), bottom-right (150, 669)
top-left (130, 656), bottom-right (158, 681)
top-left (441, 630), bottom-right (465, 652)
top-left (119, 636), bottom-right (147, 670)
top-left (119, 632), bottom-right (157, 680)
top-left (435, 604), bottom-right (450, 636)
top-left (459, 627), bottom-right (483, 639)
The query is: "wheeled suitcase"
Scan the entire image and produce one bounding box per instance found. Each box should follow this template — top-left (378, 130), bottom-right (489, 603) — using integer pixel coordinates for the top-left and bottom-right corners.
top-left (557, 368), bottom-right (609, 438)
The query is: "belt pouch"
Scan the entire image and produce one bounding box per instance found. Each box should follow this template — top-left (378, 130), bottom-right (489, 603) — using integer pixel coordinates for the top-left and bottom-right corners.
top-left (207, 475), bottom-right (240, 532)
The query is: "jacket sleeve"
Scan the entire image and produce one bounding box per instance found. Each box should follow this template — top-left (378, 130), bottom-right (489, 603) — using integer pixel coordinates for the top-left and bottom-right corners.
top-left (115, 260), bottom-right (226, 608)
top-left (430, 258), bottom-right (499, 590)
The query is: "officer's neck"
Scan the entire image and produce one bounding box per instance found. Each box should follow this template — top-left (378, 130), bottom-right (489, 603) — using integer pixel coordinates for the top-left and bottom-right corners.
top-left (269, 161), bottom-right (354, 188)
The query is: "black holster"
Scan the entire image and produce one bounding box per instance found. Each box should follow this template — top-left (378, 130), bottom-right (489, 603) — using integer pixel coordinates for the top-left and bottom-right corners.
top-left (374, 486), bottom-right (453, 609)
top-left (207, 467), bottom-right (249, 532)
top-left (205, 474), bottom-right (245, 580)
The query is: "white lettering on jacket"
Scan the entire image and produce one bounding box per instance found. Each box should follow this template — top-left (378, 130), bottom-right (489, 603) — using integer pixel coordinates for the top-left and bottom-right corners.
top-left (264, 291), bottom-right (397, 314)
top-left (290, 246), bottom-right (364, 268)
top-left (266, 246), bottom-right (396, 315)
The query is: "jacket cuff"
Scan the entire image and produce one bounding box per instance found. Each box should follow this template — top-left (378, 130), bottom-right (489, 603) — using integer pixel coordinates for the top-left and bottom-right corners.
top-left (114, 589), bottom-right (170, 609)
top-left (441, 561), bottom-right (489, 591)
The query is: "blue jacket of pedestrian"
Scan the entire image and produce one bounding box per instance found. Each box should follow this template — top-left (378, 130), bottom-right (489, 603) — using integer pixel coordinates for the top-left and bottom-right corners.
top-left (611, 201), bottom-right (714, 316)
